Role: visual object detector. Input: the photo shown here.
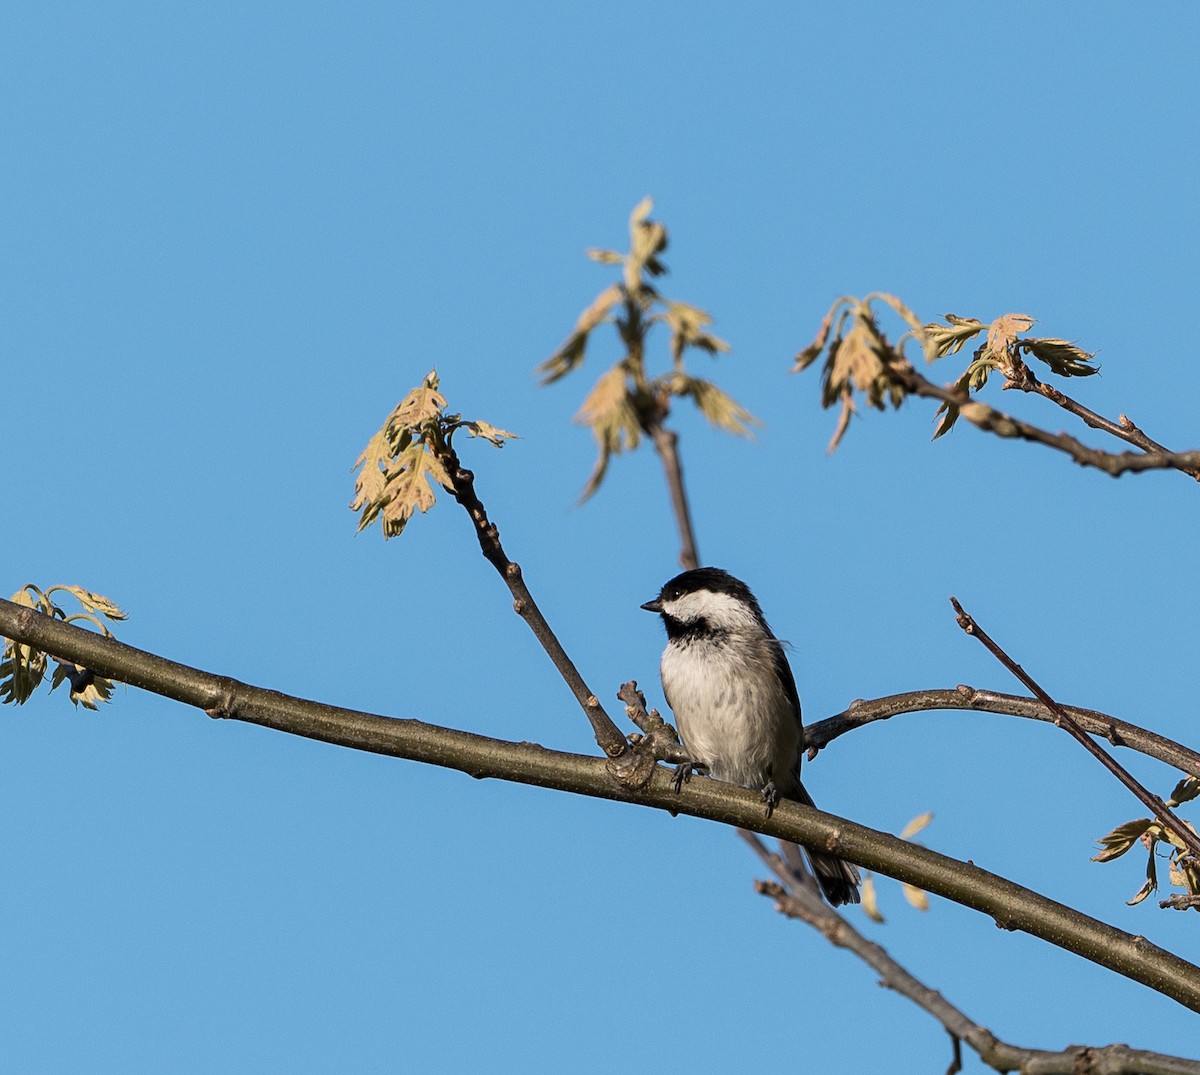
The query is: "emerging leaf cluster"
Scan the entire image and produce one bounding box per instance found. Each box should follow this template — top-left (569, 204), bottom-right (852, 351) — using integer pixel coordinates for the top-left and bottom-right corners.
top-left (793, 293), bottom-right (923, 452)
top-left (794, 297), bottom-right (1098, 448)
top-left (922, 312), bottom-right (1098, 438)
top-left (1093, 776), bottom-right (1200, 910)
top-left (350, 370), bottom-right (516, 539)
top-left (0, 584), bottom-right (124, 709)
top-left (539, 197), bottom-right (757, 500)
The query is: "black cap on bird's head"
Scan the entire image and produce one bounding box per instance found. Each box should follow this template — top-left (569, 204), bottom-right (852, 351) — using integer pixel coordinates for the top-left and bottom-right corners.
top-left (641, 567), bottom-right (756, 611)
top-left (641, 568), bottom-right (770, 634)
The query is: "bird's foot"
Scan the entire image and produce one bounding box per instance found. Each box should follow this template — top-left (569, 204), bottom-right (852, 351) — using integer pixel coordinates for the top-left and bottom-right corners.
top-left (761, 780), bottom-right (780, 818)
top-left (672, 761), bottom-right (708, 795)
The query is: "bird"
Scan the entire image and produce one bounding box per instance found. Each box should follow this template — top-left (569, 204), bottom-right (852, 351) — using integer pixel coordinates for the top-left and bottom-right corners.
top-left (641, 566), bottom-right (861, 906)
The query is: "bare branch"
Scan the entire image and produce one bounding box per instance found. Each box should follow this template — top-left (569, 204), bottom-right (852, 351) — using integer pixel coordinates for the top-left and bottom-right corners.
top-left (1160, 895), bottom-right (1200, 911)
top-left (950, 597), bottom-right (1200, 862)
top-left (4, 600), bottom-right (1200, 1012)
top-left (807, 686), bottom-right (1200, 778)
top-left (648, 422), bottom-right (701, 570)
top-left (617, 680), bottom-right (690, 765)
top-left (1000, 357), bottom-right (1200, 483)
top-left (889, 361), bottom-right (1200, 480)
top-left (440, 440), bottom-right (631, 763)
top-left (741, 832), bottom-right (1200, 1075)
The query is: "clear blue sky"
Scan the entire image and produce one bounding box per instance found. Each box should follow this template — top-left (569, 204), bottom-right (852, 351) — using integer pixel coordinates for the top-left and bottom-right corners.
top-left (4, 3), bottom-right (1199, 1070)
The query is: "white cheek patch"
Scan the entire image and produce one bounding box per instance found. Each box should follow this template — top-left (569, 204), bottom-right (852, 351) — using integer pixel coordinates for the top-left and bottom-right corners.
top-left (662, 589), bottom-right (760, 631)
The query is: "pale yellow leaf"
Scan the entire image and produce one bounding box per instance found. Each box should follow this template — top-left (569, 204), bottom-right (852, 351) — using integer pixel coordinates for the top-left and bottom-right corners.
top-left (391, 370), bottom-right (446, 431)
top-left (574, 365), bottom-right (631, 430)
top-left (860, 874), bottom-right (884, 923)
top-left (630, 196), bottom-right (654, 227)
top-left (900, 812), bottom-right (934, 840)
top-left (464, 420), bottom-right (518, 447)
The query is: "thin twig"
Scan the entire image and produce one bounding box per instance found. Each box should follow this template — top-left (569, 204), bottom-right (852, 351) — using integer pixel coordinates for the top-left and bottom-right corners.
top-left (1001, 358), bottom-right (1200, 483)
top-left (806, 686), bottom-right (1200, 778)
top-left (648, 421), bottom-right (701, 570)
top-left (950, 597), bottom-right (1200, 862)
top-left (888, 360), bottom-right (1200, 480)
top-left (4, 601), bottom-right (1200, 1010)
top-left (441, 441), bottom-right (630, 761)
top-left (1160, 895), bottom-right (1200, 911)
top-left (617, 680), bottom-right (690, 765)
top-left (740, 832), bottom-right (1200, 1075)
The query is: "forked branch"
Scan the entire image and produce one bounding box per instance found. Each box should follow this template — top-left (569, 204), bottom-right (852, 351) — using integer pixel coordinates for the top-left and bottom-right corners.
top-left (741, 832), bottom-right (1200, 1075)
top-left (950, 597), bottom-right (1200, 862)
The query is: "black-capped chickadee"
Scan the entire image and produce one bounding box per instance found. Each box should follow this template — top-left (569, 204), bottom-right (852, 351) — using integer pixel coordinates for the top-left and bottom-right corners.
top-left (642, 567), bottom-right (861, 906)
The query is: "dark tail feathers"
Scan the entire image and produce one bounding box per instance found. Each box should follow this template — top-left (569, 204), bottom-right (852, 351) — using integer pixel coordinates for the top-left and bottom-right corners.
top-left (793, 782), bottom-right (861, 907)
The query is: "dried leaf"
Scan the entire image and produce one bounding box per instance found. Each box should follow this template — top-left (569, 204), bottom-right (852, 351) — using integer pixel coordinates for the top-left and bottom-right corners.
top-left (663, 301), bottom-right (730, 364)
top-left (391, 370), bottom-right (446, 430)
top-left (574, 366), bottom-right (642, 501)
top-left (374, 445), bottom-right (442, 538)
top-left (1092, 817), bottom-right (1155, 862)
top-left (871, 292), bottom-right (931, 356)
top-left (575, 365), bottom-right (633, 431)
top-left (1126, 874), bottom-right (1156, 906)
top-left (350, 429), bottom-right (395, 530)
top-left (586, 248), bottom-right (624, 265)
top-left (630, 196), bottom-right (654, 227)
top-left (1168, 776), bottom-right (1200, 808)
top-left (1159, 817), bottom-right (1199, 854)
top-left (1019, 337), bottom-right (1100, 378)
top-left (1127, 843), bottom-right (1160, 905)
top-left (794, 298), bottom-right (852, 372)
top-left (463, 420), bottom-right (519, 447)
top-left (931, 404), bottom-right (960, 440)
top-left (900, 812), bottom-right (933, 840)
top-left (980, 313), bottom-right (1035, 372)
top-left (539, 284), bottom-right (623, 383)
top-left (55, 587), bottom-right (127, 622)
top-left (1168, 856), bottom-right (1188, 889)
top-left (860, 874), bottom-right (884, 923)
top-left (827, 387), bottom-right (856, 454)
top-left (901, 884), bottom-right (930, 911)
top-left (923, 315), bottom-right (987, 360)
top-left (0, 644), bottom-right (47, 705)
top-left (678, 377), bottom-right (759, 437)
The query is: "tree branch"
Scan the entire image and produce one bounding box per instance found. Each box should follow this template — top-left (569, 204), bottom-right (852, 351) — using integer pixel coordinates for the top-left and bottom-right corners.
top-left (3, 600), bottom-right (1200, 1012)
top-left (440, 439), bottom-right (631, 763)
top-left (888, 361), bottom-right (1200, 480)
top-left (951, 597), bottom-right (1200, 862)
top-left (740, 832), bottom-right (1200, 1075)
top-left (807, 686), bottom-right (1200, 778)
top-left (1000, 357), bottom-right (1200, 483)
top-left (647, 421), bottom-right (701, 570)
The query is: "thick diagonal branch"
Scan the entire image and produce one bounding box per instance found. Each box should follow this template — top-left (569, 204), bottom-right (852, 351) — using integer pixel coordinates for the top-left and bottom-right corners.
top-left (3, 600), bottom-right (1200, 1012)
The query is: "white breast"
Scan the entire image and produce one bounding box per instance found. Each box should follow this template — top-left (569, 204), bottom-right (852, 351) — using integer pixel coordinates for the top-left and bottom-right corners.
top-left (660, 636), bottom-right (802, 794)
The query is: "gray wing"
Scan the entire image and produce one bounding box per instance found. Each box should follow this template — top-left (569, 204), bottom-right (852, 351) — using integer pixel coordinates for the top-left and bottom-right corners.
top-left (768, 638), bottom-right (804, 773)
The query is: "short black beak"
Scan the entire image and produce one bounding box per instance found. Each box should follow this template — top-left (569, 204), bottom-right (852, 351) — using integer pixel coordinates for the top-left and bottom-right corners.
top-left (640, 598), bottom-right (663, 613)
